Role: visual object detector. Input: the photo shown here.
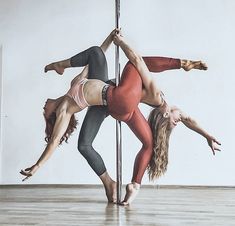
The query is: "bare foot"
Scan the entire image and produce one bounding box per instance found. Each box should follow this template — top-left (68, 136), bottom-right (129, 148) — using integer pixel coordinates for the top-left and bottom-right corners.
top-left (121, 182), bottom-right (140, 206)
top-left (104, 180), bottom-right (117, 203)
top-left (182, 60), bottom-right (208, 71)
top-left (44, 62), bottom-right (64, 75)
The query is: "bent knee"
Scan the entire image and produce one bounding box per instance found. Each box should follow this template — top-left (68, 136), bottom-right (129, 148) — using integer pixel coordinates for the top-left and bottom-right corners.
top-left (89, 46), bottom-right (103, 55)
top-left (77, 143), bottom-right (92, 154)
top-left (142, 138), bottom-right (153, 151)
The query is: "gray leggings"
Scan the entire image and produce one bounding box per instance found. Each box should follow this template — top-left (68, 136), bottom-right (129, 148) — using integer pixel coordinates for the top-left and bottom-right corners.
top-left (70, 46), bottom-right (110, 176)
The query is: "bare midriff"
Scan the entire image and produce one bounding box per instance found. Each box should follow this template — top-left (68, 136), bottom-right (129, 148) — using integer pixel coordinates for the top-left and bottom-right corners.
top-left (83, 79), bottom-right (107, 106)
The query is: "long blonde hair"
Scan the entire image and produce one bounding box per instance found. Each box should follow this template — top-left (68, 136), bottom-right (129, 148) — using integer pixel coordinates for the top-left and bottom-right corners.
top-left (147, 104), bottom-right (173, 180)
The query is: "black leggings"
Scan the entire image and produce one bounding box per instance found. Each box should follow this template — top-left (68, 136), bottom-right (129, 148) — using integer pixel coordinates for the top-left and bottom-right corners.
top-left (70, 46), bottom-right (109, 176)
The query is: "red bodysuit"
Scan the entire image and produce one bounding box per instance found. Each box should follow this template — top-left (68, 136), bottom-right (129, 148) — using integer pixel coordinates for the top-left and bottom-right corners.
top-left (107, 57), bottom-right (181, 183)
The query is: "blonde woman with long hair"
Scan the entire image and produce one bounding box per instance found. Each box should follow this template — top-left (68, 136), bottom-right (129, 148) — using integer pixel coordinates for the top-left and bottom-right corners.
top-left (112, 33), bottom-right (221, 205)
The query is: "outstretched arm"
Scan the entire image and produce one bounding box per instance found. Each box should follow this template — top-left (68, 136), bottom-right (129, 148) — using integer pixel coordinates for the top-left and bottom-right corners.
top-left (180, 112), bottom-right (221, 155)
top-left (20, 106), bottom-right (73, 181)
top-left (100, 28), bottom-right (117, 52)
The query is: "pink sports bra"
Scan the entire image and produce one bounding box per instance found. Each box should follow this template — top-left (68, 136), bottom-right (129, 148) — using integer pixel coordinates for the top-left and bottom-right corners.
top-left (66, 77), bottom-right (90, 110)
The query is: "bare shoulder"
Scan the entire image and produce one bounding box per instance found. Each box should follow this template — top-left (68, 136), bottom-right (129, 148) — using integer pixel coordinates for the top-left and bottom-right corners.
top-left (178, 110), bottom-right (191, 123)
top-left (171, 106), bottom-right (188, 121)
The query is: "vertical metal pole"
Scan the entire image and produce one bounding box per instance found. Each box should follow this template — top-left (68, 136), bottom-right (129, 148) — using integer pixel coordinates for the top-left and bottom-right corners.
top-left (115, 0), bottom-right (122, 204)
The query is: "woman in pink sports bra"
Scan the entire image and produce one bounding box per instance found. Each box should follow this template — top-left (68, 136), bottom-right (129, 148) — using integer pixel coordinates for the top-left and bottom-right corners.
top-left (20, 30), bottom-right (221, 205)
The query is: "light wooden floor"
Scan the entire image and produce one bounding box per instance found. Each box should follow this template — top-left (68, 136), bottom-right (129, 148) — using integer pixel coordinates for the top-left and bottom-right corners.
top-left (0, 185), bottom-right (235, 226)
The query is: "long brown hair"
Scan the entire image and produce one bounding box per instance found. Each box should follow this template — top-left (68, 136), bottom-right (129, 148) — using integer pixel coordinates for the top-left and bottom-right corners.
top-left (44, 112), bottom-right (78, 145)
top-left (147, 105), bottom-right (173, 180)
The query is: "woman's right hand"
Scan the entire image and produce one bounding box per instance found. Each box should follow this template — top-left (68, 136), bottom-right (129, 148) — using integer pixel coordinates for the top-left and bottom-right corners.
top-left (206, 136), bottom-right (221, 155)
top-left (20, 164), bottom-right (40, 181)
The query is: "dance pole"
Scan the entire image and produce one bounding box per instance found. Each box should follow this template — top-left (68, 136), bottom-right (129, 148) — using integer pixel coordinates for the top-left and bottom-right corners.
top-left (115, 0), bottom-right (122, 204)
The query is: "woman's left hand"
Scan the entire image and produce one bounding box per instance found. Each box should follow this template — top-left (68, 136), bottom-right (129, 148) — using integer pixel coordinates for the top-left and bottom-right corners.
top-left (113, 32), bottom-right (124, 46)
top-left (206, 136), bottom-right (221, 155)
top-left (20, 164), bottom-right (40, 181)
top-left (110, 28), bottom-right (120, 36)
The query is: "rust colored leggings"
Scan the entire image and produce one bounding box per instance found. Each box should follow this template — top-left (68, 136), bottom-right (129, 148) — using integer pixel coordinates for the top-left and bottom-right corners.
top-left (107, 57), bottom-right (180, 183)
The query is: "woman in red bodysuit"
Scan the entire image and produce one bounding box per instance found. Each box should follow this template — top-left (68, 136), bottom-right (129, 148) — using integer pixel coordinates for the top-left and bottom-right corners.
top-left (106, 33), bottom-right (220, 205)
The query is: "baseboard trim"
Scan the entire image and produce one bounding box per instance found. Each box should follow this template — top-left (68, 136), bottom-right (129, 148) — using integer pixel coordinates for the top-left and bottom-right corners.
top-left (0, 184), bottom-right (234, 189)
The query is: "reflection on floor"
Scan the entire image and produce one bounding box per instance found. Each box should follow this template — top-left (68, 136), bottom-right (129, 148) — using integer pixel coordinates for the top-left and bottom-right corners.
top-left (0, 185), bottom-right (235, 226)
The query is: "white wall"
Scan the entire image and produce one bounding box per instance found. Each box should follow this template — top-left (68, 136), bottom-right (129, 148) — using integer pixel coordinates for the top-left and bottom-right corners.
top-left (0, 0), bottom-right (234, 185)
top-left (0, 45), bottom-right (2, 183)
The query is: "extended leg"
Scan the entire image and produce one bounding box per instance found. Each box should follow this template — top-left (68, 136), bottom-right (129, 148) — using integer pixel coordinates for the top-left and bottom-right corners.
top-left (121, 108), bottom-right (153, 205)
top-left (75, 47), bottom-right (116, 202)
top-left (143, 56), bottom-right (181, 72)
top-left (44, 46), bottom-right (108, 77)
top-left (142, 57), bottom-right (207, 72)
top-left (78, 106), bottom-right (116, 202)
